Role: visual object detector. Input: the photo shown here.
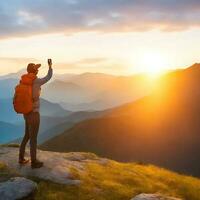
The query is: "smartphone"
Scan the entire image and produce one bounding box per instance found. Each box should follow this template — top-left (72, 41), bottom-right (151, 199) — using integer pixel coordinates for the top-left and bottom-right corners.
top-left (48, 58), bottom-right (52, 65)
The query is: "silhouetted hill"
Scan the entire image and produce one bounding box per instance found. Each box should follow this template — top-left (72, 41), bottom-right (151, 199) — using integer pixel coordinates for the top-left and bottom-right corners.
top-left (40, 99), bottom-right (71, 117)
top-left (64, 109), bottom-right (109, 122)
top-left (38, 108), bottom-right (108, 144)
top-left (9, 117), bottom-right (74, 145)
top-left (38, 121), bottom-right (75, 144)
top-left (10, 106), bottom-right (108, 145)
top-left (41, 63), bottom-right (200, 177)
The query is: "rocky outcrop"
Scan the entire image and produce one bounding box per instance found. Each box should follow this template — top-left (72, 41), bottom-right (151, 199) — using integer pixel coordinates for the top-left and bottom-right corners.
top-left (132, 193), bottom-right (182, 200)
top-left (0, 147), bottom-right (108, 185)
top-left (0, 177), bottom-right (37, 200)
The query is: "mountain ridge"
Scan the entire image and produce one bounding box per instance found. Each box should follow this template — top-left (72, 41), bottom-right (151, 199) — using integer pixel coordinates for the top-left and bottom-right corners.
top-left (41, 64), bottom-right (200, 177)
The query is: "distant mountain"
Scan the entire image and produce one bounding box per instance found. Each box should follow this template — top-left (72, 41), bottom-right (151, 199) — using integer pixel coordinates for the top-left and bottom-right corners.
top-left (0, 98), bottom-right (70, 124)
top-left (38, 121), bottom-right (75, 144)
top-left (53, 73), bottom-right (77, 81)
top-left (61, 100), bottom-right (109, 111)
top-left (8, 104), bottom-right (108, 144)
top-left (64, 109), bottom-right (109, 123)
top-left (0, 78), bottom-right (18, 98)
top-left (0, 68), bottom-right (26, 80)
top-left (38, 108), bottom-right (108, 144)
top-left (0, 98), bottom-right (23, 123)
top-left (0, 71), bottom-right (153, 112)
top-left (39, 116), bottom-right (68, 133)
top-left (70, 72), bottom-right (117, 89)
top-left (8, 115), bottom-right (69, 145)
top-left (0, 121), bottom-right (23, 144)
top-left (40, 99), bottom-right (71, 117)
top-left (42, 80), bottom-right (93, 104)
top-left (0, 97), bottom-right (70, 144)
top-left (0, 69), bottom-right (27, 99)
top-left (43, 73), bottom-right (153, 111)
top-left (4, 115), bottom-right (70, 144)
top-left (41, 63), bottom-right (200, 177)
top-left (69, 72), bottom-right (148, 104)
top-left (54, 72), bottom-right (117, 86)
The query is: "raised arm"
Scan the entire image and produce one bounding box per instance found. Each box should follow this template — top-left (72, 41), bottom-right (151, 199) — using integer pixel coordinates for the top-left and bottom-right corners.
top-left (36, 60), bottom-right (53, 85)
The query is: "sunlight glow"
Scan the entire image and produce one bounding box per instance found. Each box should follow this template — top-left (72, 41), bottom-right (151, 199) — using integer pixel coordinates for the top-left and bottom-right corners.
top-left (139, 52), bottom-right (170, 77)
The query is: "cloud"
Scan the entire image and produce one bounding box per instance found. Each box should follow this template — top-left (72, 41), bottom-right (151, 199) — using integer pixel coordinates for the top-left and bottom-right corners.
top-left (0, 57), bottom-right (40, 68)
top-left (54, 57), bottom-right (126, 73)
top-left (0, 57), bottom-right (40, 74)
top-left (0, 57), bottom-right (38, 62)
top-left (55, 57), bottom-right (114, 69)
top-left (76, 58), bottom-right (109, 65)
top-left (0, 0), bottom-right (200, 38)
top-left (0, 56), bottom-right (119, 70)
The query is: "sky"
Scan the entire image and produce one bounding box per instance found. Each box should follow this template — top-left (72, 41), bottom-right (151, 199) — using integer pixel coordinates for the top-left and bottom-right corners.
top-left (0, 0), bottom-right (200, 75)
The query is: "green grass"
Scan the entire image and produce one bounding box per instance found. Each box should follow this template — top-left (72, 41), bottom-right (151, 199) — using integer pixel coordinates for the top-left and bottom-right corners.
top-left (0, 143), bottom-right (20, 148)
top-left (0, 162), bottom-right (19, 182)
top-left (1, 159), bottom-right (200, 200)
top-left (35, 161), bottom-right (200, 200)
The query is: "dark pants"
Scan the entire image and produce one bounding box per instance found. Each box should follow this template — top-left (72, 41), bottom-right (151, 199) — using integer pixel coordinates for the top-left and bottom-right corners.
top-left (19, 112), bottom-right (40, 162)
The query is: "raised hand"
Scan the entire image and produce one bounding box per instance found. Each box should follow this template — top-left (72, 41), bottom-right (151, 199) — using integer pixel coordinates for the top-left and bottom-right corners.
top-left (48, 59), bottom-right (52, 68)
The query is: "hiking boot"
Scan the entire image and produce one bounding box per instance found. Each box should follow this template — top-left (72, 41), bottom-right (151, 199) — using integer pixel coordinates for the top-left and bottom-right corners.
top-left (31, 160), bottom-right (43, 169)
top-left (19, 158), bottom-right (30, 165)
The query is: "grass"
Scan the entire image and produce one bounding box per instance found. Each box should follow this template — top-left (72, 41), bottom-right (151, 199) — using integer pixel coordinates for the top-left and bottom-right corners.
top-left (0, 143), bottom-right (20, 148)
top-left (0, 162), bottom-right (19, 182)
top-left (1, 158), bottom-right (200, 200)
top-left (35, 161), bottom-right (200, 200)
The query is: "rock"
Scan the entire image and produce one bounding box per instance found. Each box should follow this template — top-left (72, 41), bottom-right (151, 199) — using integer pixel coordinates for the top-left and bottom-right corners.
top-left (0, 147), bottom-right (103, 185)
top-left (0, 177), bottom-right (37, 200)
top-left (131, 193), bottom-right (182, 200)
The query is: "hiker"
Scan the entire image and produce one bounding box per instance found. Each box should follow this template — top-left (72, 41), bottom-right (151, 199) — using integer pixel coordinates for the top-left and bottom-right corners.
top-left (13, 59), bottom-right (53, 168)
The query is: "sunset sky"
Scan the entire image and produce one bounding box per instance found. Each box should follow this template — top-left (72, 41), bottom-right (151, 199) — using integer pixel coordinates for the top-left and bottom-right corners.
top-left (0, 0), bottom-right (200, 75)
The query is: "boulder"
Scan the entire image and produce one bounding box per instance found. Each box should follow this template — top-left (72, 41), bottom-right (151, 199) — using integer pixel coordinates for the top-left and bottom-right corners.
top-left (0, 177), bottom-right (37, 200)
top-left (132, 193), bottom-right (182, 200)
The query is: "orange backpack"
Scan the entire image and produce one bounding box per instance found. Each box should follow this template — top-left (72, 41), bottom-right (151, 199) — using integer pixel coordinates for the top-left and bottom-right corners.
top-left (13, 73), bottom-right (36, 114)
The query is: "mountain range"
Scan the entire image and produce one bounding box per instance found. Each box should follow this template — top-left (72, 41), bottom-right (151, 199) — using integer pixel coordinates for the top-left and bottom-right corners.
top-left (0, 70), bottom-right (153, 111)
top-left (0, 98), bottom-right (71, 144)
top-left (41, 63), bottom-right (200, 177)
top-left (0, 70), bottom-right (153, 144)
top-left (12, 108), bottom-right (108, 145)
top-left (3, 64), bottom-right (200, 177)
top-left (0, 98), bottom-right (70, 124)
top-left (43, 72), bottom-right (154, 111)
top-left (43, 80), bottom-right (92, 104)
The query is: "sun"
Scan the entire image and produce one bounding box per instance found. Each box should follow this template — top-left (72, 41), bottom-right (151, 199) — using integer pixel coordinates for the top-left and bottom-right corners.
top-left (139, 52), bottom-right (170, 77)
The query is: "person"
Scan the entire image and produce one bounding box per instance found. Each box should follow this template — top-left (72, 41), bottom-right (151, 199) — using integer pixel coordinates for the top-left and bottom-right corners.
top-left (18, 60), bottom-right (53, 168)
